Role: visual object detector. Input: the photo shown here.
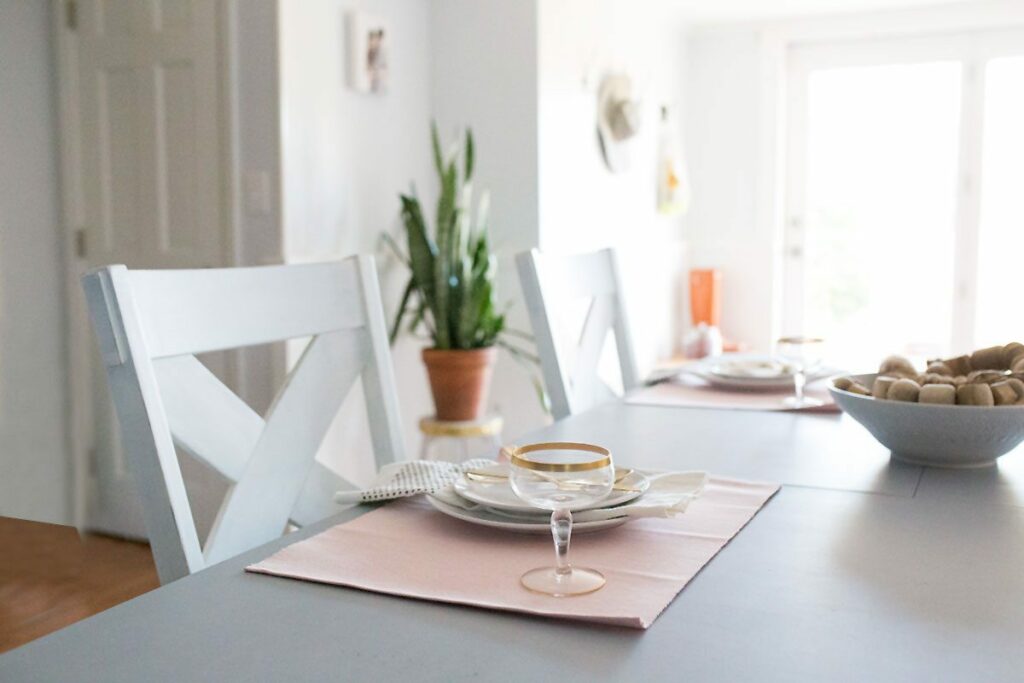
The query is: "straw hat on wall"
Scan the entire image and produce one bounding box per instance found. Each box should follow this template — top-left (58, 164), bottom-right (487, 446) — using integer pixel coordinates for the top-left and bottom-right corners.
top-left (596, 73), bottom-right (641, 173)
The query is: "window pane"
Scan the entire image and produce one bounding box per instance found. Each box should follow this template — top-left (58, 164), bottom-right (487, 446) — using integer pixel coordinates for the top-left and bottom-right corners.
top-left (801, 62), bottom-right (961, 365)
top-left (975, 56), bottom-right (1024, 348)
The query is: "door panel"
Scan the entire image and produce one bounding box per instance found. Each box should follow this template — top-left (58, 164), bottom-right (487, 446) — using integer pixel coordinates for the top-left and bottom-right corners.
top-left (68, 0), bottom-right (226, 537)
top-left (78, 0), bottom-right (221, 270)
top-left (100, 67), bottom-right (142, 252)
top-left (157, 61), bottom-right (200, 251)
top-left (155, 0), bottom-right (193, 31)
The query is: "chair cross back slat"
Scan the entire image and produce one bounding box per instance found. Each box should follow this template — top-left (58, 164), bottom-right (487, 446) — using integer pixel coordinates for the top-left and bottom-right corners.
top-left (153, 355), bottom-right (353, 529)
top-left (570, 293), bottom-right (616, 402)
top-left (154, 355), bottom-right (261, 482)
top-left (516, 248), bottom-right (640, 420)
top-left (203, 328), bottom-right (367, 565)
top-left (82, 257), bottom-right (405, 584)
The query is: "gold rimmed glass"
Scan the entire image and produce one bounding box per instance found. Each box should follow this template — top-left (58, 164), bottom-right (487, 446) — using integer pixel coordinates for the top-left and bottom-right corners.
top-left (506, 442), bottom-right (615, 597)
top-left (776, 336), bottom-right (826, 408)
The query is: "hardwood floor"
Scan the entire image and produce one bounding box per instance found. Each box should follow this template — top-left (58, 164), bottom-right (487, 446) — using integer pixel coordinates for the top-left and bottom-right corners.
top-left (0, 516), bottom-right (159, 654)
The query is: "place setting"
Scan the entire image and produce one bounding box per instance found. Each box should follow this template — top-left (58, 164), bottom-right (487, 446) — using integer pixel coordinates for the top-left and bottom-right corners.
top-left (246, 443), bottom-right (779, 627)
top-left (631, 337), bottom-right (842, 412)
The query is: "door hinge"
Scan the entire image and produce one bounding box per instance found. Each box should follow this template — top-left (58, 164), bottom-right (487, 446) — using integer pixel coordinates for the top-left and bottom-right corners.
top-left (66, 0), bottom-right (78, 30)
top-left (75, 228), bottom-right (87, 258)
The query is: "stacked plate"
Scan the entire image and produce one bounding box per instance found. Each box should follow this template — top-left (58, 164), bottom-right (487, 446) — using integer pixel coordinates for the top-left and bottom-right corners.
top-left (686, 353), bottom-right (836, 391)
top-left (426, 465), bottom-right (651, 534)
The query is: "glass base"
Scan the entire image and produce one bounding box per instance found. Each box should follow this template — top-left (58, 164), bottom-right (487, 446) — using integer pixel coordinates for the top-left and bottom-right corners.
top-left (782, 395), bottom-right (824, 409)
top-left (520, 566), bottom-right (606, 597)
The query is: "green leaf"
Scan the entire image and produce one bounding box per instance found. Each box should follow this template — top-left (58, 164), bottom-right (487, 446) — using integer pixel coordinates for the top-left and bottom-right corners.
top-left (498, 339), bottom-right (551, 413)
top-left (408, 296), bottom-right (432, 336)
top-left (389, 277), bottom-right (416, 344)
top-left (391, 124), bottom-right (506, 351)
top-left (502, 327), bottom-right (535, 343)
top-left (496, 338), bottom-right (540, 364)
top-left (456, 256), bottom-right (477, 347)
top-left (458, 183), bottom-right (473, 253)
top-left (399, 195), bottom-right (436, 293)
top-left (400, 193), bottom-right (442, 346)
top-left (380, 230), bottom-right (410, 267)
top-left (433, 162), bottom-right (460, 348)
top-left (474, 189), bottom-right (490, 237)
top-left (430, 121), bottom-right (444, 176)
top-left (464, 128), bottom-right (475, 182)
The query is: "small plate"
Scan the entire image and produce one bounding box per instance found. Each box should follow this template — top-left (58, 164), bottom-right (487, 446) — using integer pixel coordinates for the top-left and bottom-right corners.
top-left (708, 357), bottom-right (795, 379)
top-left (689, 353), bottom-right (836, 392)
top-left (425, 495), bottom-right (629, 534)
top-left (452, 467), bottom-right (650, 513)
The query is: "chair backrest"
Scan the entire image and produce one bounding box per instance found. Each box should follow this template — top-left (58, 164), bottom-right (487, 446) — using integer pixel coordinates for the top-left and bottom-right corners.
top-left (516, 248), bottom-right (640, 420)
top-left (82, 256), bottom-right (405, 583)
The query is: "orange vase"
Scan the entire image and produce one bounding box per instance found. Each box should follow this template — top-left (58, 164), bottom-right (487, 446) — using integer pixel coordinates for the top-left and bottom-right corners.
top-left (689, 269), bottom-right (722, 327)
top-left (422, 347), bottom-right (498, 421)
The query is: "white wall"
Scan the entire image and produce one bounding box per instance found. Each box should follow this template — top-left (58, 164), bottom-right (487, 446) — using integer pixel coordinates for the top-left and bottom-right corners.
top-left (430, 0), bottom-right (548, 441)
top-left (683, 27), bottom-right (781, 352)
top-left (279, 0), bottom-right (437, 484)
top-left (0, 1), bottom-right (69, 524)
top-left (537, 0), bottom-right (689, 370)
top-left (229, 0), bottom-right (286, 414)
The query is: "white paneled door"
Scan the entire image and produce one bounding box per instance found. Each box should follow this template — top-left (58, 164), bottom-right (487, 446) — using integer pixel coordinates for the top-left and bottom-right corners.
top-left (59, 0), bottom-right (228, 538)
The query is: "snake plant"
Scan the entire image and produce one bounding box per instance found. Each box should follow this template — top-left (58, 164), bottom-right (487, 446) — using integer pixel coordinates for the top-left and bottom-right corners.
top-left (388, 123), bottom-right (505, 350)
top-left (386, 123), bottom-right (547, 408)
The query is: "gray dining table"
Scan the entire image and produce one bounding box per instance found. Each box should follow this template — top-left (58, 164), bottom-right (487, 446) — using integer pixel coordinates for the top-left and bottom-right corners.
top-left (3, 402), bottom-right (1024, 682)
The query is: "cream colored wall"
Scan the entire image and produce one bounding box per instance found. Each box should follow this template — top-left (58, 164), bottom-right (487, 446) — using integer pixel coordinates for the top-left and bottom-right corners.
top-left (278, 0), bottom-right (436, 485)
top-left (430, 0), bottom-right (548, 442)
top-left (537, 0), bottom-right (689, 370)
top-left (682, 27), bottom-right (779, 352)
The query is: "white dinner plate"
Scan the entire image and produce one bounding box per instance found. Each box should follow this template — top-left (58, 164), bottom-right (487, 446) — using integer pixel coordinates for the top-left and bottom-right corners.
top-left (687, 353), bottom-right (837, 391)
top-left (452, 466), bottom-right (650, 513)
top-left (425, 495), bottom-right (629, 534)
top-left (708, 357), bottom-right (795, 379)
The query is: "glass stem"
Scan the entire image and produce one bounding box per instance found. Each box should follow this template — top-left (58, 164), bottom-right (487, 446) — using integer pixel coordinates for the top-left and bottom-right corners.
top-left (550, 508), bottom-right (572, 577)
top-left (794, 369), bottom-right (806, 405)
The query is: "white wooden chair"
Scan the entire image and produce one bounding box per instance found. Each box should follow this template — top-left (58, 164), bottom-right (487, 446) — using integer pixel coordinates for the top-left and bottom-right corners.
top-left (516, 248), bottom-right (640, 420)
top-left (81, 257), bottom-right (405, 584)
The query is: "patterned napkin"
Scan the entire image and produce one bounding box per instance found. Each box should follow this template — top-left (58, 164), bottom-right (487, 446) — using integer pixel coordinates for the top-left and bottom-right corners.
top-left (333, 459), bottom-right (496, 504)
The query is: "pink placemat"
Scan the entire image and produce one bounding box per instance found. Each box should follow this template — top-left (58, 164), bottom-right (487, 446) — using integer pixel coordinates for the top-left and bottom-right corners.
top-left (627, 375), bottom-right (838, 412)
top-left (246, 476), bottom-right (779, 629)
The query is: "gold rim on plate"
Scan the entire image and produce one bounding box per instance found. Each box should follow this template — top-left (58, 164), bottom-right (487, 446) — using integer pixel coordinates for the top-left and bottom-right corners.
top-left (501, 442), bottom-right (611, 473)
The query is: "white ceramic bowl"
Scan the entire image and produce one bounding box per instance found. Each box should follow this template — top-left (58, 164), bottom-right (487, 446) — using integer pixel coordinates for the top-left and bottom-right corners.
top-left (829, 373), bottom-right (1024, 468)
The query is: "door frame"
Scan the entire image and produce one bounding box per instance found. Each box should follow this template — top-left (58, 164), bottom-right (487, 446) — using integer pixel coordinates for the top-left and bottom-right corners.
top-left (52, 0), bottom-right (243, 529)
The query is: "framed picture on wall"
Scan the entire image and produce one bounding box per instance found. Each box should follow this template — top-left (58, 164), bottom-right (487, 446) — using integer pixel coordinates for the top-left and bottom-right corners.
top-left (346, 11), bottom-right (389, 94)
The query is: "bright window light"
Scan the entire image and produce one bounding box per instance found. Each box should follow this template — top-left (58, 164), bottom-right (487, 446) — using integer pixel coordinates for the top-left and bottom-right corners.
top-left (975, 56), bottom-right (1024, 348)
top-left (802, 62), bottom-right (962, 364)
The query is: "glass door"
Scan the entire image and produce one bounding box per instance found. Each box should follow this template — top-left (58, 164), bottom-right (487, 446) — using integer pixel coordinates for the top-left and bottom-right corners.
top-left (975, 55), bottom-right (1024, 348)
top-left (784, 31), bottom-right (1024, 365)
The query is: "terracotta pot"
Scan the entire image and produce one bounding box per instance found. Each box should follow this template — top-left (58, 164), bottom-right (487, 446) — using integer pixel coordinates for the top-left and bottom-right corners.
top-left (422, 347), bottom-right (498, 421)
